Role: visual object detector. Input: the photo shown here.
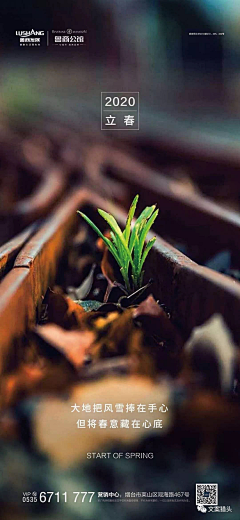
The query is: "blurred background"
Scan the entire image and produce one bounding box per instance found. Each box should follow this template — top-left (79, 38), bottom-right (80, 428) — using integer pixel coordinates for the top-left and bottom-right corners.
top-left (1, 0), bottom-right (240, 261)
top-left (0, 0), bottom-right (240, 127)
top-left (1, 0), bottom-right (240, 203)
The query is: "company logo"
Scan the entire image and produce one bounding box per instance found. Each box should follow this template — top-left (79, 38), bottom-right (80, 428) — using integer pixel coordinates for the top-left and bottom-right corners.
top-left (51, 28), bottom-right (87, 46)
top-left (16, 30), bottom-right (44, 37)
top-left (16, 29), bottom-right (45, 46)
top-left (15, 28), bottom-right (87, 48)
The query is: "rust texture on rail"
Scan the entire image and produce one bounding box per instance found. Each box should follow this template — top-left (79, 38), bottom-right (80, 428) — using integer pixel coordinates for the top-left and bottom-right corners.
top-left (99, 194), bottom-right (240, 343)
top-left (0, 223), bottom-right (37, 280)
top-left (0, 268), bottom-right (33, 371)
top-left (144, 240), bottom-right (240, 343)
top-left (0, 189), bottom-right (90, 365)
top-left (0, 134), bottom-right (67, 250)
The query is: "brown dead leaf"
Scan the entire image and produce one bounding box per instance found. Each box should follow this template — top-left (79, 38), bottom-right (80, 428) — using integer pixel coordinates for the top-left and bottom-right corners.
top-left (89, 308), bottom-right (158, 379)
top-left (100, 244), bottom-right (124, 302)
top-left (91, 308), bottom-right (138, 360)
top-left (94, 311), bottom-right (119, 330)
top-left (35, 324), bottom-right (95, 370)
top-left (133, 294), bottom-right (183, 352)
top-left (86, 304), bottom-right (177, 378)
top-left (101, 247), bottom-right (116, 301)
top-left (44, 289), bottom-right (86, 329)
top-left (96, 231), bottom-right (123, 302)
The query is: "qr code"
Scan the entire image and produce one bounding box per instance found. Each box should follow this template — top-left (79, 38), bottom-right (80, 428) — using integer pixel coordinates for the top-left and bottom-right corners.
top-left (196, 484), bottom-right (218, 506)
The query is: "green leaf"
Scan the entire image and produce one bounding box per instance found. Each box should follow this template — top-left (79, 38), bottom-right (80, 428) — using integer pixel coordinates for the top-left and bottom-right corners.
top-left (77, 211), bottom-right (120, 264)
top-left (110, 231), bottom-right (117, 246)
top-left (98, 209), bottom-right (124, 239)
top-left (123, 194), bottom-right (139, 245)
top-left (120, 267), bottom-right (130, 291)
top-left (78, 197), bottom-right (159, 292)
top-left (129, 205), bottom-right (156, 252)
top-left (133, 232), bottom-right (140, 275)
top-left (139, 237), bottom-right (156, 272)
top-left (128, 222), bottom-right (140, 255)
top-left (138, 209), bottom-right (159, 260)
top-left (98, 209), bottom-right (133, 268)
top-left (135, 204), bottom-right (156, 225)
top-left (109, 231), bottom-right (126, 271)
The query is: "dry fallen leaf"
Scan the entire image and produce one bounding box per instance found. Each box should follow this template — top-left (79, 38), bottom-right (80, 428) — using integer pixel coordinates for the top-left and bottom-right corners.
top-left (99, 236), bottom-right (123, 302)
top-left (35, 324), bottom-right (96, 370)
top-left (91, 308), bottom-right (140, 360)
top-left (101, 248), bottom-right (116, 301)
top-left (133, 294), bottom-right (183, 352)
top-left (44, 289), bottom-right (86, 329)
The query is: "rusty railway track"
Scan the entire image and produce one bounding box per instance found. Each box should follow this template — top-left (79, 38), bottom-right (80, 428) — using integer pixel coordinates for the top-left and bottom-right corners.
top-left (84, 145), bottom-right (240, 263)
top-left (0, 128), bottom-right (71, 272)
top-left (1, 188), bottom-right (240, 376)
top-left (0, 222), bottom-right (38, 280)
top-left (117, 117), bottom-right (240, 181)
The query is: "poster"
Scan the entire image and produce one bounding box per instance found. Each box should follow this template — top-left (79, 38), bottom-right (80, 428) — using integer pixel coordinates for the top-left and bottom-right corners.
top-left (0, 1), bottom-right (240, 518)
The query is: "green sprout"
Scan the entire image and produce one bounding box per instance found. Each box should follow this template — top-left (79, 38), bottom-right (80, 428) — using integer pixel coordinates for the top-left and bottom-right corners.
top-left (78, 195), bottom-right (158, 292)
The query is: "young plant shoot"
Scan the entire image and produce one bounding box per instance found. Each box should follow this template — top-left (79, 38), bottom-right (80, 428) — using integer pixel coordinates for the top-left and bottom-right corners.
top-left (78, 195), bottom-right (158, 292)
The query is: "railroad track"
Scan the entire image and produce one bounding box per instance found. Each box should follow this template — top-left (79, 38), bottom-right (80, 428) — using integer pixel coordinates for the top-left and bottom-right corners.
top-left (0, 126), bottom-right (74, 275)
top-left (84, 144), bottom-right (240, 264)
top-left (1, 188), bottom-right (240, 375)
